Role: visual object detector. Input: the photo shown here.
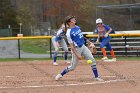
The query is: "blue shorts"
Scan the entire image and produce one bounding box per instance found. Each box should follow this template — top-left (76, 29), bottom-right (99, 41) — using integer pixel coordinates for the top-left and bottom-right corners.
top-left (100, 36), bottom-right (112, 51)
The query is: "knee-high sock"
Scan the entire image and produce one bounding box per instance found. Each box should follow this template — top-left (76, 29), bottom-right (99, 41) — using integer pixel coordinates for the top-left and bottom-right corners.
top-left (91, 65), bottom-right (98, 78)
top-left (101, 48), bottom-right (107, 57)
top-left (64, 52), bottom-right (68, 60)
top-left (53, 52), bottom-right (57, 62)
top-left (110, 49), bottom-right (116, 58)
top-left (61, 67), bottom-right (69, 76)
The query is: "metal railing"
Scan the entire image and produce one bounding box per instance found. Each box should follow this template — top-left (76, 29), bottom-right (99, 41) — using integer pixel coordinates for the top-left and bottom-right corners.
top-left (0, 33), bottom-right (140, 59)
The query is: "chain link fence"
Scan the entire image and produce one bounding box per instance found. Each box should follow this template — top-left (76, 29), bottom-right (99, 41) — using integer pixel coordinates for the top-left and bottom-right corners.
top-left (96, 3), bottom-right (140, 31)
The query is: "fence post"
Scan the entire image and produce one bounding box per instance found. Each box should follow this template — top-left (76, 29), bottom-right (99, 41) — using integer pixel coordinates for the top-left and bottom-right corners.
top-left (137, 49), bottom-right (138, 57)
top-left (17, 39), bottom-right (21, 59)
top-left (49, 38), bottom-right (52, 58)
top-left (124, 36), bottom-right (127, 56)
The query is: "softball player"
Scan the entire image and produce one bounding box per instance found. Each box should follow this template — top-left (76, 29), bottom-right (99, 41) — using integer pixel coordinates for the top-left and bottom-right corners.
top-left (55, 16), bottom-right (103, 81)
top-left (52, 24), bottom-right (70, 66)
top-left (95, 18), bottom-right (116, 61)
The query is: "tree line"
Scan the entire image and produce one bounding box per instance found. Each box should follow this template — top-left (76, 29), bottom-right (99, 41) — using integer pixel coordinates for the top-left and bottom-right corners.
top-left (0, 0), bottom-right (139, 36)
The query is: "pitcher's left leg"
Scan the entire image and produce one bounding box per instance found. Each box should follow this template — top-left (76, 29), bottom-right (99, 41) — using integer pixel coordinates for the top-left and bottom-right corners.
top-left (82, 45), bottom-right (103, 81)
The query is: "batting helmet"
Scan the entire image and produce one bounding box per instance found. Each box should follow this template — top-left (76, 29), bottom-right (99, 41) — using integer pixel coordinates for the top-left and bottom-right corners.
top-left (96, 18), bottom-right (103, 24)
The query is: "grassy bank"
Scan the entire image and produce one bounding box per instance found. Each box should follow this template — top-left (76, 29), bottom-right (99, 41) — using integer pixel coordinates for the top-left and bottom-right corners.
top-left (20, 39), bottom-right (51, 54)
top-left (0, 56), bottom-right (139, 62)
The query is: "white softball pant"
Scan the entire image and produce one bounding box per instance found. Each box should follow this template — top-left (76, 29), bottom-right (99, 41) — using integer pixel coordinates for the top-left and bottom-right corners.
top-left (52, 36), bottom-right (68, 52)
top-left (67, 44), bottom-right (96, 71)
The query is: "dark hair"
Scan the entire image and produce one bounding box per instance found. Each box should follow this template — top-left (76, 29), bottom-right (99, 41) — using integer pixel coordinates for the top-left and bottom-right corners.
top-left (64, 16), bottom-right (75, 25)
top-left (64, 16), bottom-right (75, 31)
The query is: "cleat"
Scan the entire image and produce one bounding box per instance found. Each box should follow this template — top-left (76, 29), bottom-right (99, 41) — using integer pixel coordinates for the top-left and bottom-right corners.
top-left (53, 62), bottom-right (58, 66)
top-left (102, 57), bottom-right (108, 60)
top-left (55, 74), bottom-right (62, 81)
top-left (94, 77), bottom-right (104, 81)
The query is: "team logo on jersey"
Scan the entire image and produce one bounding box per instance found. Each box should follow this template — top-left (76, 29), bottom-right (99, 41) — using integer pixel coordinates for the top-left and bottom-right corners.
top-left (73, 29), bottom-right (81, 36)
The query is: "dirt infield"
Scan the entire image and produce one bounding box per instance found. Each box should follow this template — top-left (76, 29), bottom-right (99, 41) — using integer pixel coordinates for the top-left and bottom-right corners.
top-left (0, 60), bottom-right (139, 93)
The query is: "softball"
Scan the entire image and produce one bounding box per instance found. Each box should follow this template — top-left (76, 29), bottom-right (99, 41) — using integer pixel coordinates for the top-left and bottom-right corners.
top-left (87, 60), bottom-right (92, 64)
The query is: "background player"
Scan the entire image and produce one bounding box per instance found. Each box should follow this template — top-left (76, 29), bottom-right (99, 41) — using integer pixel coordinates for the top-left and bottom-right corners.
top-left (55, 16), bottom-right (103, 81)
top-left (52, 24), bottom-right (70, 66)
top-left (95, 18), bottom-right (116, 61)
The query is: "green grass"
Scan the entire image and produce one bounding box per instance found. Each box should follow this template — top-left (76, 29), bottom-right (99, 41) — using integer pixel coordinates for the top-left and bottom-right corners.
top-left (95, 56), bottom-right (140, 61)
top-left (0, 58), bottom-right (51, 62)
top-left (20, 39), bottom-right (50, 54)
top-left (0, 56), bottom-right (139, 62)
top-left (116, 56), bottom-right (140, 61)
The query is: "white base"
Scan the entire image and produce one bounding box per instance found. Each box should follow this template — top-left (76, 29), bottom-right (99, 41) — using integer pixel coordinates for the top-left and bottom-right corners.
top-left (103, 59), bottom-right (116, 62)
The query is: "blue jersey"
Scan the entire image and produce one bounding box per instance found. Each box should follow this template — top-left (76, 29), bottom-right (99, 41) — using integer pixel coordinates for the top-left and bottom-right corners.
top-left (66, 26), bottom-right (85, 47)
top-left (55, 29), bottom-right (66, 42)
top-left (96, 24), bottom-right (110, 37)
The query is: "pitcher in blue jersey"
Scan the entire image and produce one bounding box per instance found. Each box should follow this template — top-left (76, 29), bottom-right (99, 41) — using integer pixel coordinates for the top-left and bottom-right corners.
top-left (55, 16), bottom-right (103, 81)
top-left (95, 18), bottom-right (116, 61)
top-left (52, 24), bottom-right (70, 66)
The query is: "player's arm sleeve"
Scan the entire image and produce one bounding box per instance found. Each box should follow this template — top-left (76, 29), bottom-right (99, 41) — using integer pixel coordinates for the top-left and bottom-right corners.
top-left (66, 29), bottom-right (73, 44)
top-left (56, 29), bottom-right (62, 36)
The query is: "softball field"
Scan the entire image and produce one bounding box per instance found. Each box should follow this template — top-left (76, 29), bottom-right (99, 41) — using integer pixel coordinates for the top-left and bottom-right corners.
top-left (0, 60), bottom-right (139, 93)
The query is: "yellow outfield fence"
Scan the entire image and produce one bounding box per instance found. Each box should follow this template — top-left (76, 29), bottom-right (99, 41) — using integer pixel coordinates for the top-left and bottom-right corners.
top-left (0, 33), bottom-right (140, 59)
top-left (0, 33), bottom-right (140, 40)
top-left (0, 36), bottom-right (53, 40)
top-left (86, 33), bottom-right (140, 38)
top-left (0, 36), bottom-right (53, 59)
top-left (86, 33), bottom-right (140, 57)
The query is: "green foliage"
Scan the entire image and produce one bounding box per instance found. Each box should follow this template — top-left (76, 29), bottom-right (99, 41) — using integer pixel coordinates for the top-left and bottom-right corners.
top-left (16, 3), bottom-right (36, 35)
top-left (0, 0), bottom-right (139, 34)
top-left (0, 0), bottom-right (17, 28)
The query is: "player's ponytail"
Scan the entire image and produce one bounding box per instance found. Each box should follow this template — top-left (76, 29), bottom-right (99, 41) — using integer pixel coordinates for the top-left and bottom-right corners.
top-left (64, 22), bottom-right (68, 32)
